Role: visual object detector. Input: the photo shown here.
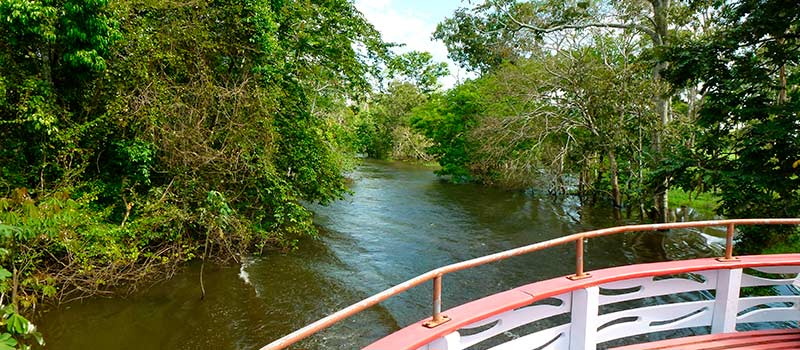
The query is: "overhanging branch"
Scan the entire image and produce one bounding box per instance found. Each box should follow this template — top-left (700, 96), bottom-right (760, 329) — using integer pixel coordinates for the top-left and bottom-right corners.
top-left (505, 9), bottom-right (658, 42)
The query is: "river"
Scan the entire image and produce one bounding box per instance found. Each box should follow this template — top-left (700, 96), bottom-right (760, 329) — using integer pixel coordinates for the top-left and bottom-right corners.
top-left (36, 160), bottom-right (725, 349)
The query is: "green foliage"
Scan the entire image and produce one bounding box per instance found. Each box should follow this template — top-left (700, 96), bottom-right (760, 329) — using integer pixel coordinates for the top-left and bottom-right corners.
top-left (663, 0), bottom-right (800, 252)
top-left (355, 117), bottom-right (394, 160)
top-left (359, 82), bottom-right (430, 159)
top-left (0, 0), bottom-right (120, 194)
top-left (434, 3), bottom-right (530, 72)
top-left (434, 0), bottom-right (649, 73)
top-left (0, 265), bottom-right (44, 350)
top-left (0, 1), bottom-right (389, 345)
top-left (0, 193), bottom-right (192, 290)
top-left (110, 140), bottom-right (154, 186)
top-left (0, 0), bottom-right (57, 47)
top-left (427, 4), bottom-right (664, 215)
top-left (0, 333), bottom-right (17, 350)
top-left (412, 82), bottom-right (481, 182)
top-left (356, 50), bottom-right (448, 161)
top-left (412, 32), bottom-right (662, 206)
top-left (387, 51), bottom-right (449, 93)
top-left (58, 0), bottom-right (120, 76)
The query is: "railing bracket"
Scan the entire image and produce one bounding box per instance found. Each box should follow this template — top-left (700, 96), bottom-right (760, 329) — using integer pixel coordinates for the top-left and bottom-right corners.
top-left (568, 273), bottom-right (592, 281)
top-left (716, 257), bottom-right (740, 262)
top-left (422, 315), bottom-right (451, 328)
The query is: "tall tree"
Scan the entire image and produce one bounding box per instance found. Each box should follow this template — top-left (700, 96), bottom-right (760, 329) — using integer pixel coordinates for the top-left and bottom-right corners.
top-left (665, 0), bottom-right (800, 252)
top-left (387, 51), bottom-right (449, 94)
top-left (411, 82), bottom-right (482, 182)
top-left (435, 0), bottom-right (686, 220)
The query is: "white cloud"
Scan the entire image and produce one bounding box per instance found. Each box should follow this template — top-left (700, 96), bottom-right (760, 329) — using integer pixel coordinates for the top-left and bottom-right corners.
top-left (355, 0), bottom-right (473, 90)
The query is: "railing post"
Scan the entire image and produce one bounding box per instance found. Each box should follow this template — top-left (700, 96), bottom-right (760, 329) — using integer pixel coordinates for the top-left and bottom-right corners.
top-left (718, 223), bottom-right (738, 261)
top-left (569, 286), bottom-right (599, 350)
top-left (569, 236), bottom-right (591, 280)
top-left (711, 268), bottom-right (742, 333)
top-left (423, 275), bottom-right (450, 328)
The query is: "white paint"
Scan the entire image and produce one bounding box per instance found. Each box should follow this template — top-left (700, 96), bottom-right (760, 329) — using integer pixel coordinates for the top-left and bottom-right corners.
top-left (741, 273), bottom-right (798, 287)
top-left (737, 295), bottom-right (800, 324)
top-left (711, 268), bottom-right (742, 333)
top-left (599, 270), bottom-right (717, 305)
top-left (488, 324), bottom-right (570, 350)
top-left (596, 301), bottom-right (714, 343)
top-left (421, 332), bottom-right (461, 350)
top-left (569, 286), bottom-right (599, 350)
top-left (459, 293), bottom-right (572, 348)
top-left (751, 266), bottom-right (800, 274)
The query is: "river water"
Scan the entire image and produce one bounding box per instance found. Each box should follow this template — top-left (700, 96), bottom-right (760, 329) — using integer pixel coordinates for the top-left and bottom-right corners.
top-left (37, 160), bottom-right (725, 349)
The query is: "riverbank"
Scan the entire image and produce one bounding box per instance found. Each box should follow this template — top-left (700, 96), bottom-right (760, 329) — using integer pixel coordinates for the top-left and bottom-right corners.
top-left (0, 184), bottom-right (320, 350)
top-left (668, 188), bottom-right (720, 219)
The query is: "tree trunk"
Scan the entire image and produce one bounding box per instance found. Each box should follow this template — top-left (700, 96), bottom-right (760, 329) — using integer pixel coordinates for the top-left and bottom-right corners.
top-left (593, 153), bottom-right (605, 205)
top-left (649, 0), bottom-right (671, 222)
top-left (779, 64), bottom-right (786, 103)
top-left (608, 149), bottom-right (622, 209)
top-left (778, 37), bottom-right (787, 104)
top-left (652, 92), bottom-right (670, 222)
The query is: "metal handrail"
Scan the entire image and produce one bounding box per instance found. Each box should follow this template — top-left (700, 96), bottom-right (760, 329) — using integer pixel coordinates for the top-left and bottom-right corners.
top-left (260, 218), bottom-right (800, 350)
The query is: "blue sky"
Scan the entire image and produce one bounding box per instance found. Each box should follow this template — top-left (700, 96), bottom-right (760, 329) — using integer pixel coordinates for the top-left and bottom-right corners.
top-left (354, 0), bottom-right (472, 89)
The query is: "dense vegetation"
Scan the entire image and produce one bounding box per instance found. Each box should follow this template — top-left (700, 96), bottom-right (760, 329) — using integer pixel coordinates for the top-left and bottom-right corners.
top-left (0, 0), bottom-right (797, 348)
top-left (0, 0), bottom-right (389, 347)
top-left (364, 0), bottom-right (798, 248)
top-left (415, 1), bottom-right (797, 227)
top-left (663, 0), bottom-right (799, 252)
top-left (355, 51), bottom-right (448, 161)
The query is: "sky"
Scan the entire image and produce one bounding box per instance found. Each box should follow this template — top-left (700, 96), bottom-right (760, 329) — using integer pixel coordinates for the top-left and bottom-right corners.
top-left (354, 0), bottom-right (473, 90)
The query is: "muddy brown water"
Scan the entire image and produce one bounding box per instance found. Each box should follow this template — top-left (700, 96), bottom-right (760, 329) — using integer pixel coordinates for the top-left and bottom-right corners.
top-left (37, 160), bottom-right (726, 349)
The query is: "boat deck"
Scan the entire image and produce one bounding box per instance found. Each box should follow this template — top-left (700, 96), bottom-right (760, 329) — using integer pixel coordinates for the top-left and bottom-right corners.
top-left (365, 254), bottom-right (800, 350)
top-left (610, 328), bottom-right (800, 350)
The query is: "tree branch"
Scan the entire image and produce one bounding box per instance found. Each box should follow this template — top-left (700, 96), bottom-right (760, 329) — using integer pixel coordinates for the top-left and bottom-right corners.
top-left (505, 10), bottom-right (658, 42)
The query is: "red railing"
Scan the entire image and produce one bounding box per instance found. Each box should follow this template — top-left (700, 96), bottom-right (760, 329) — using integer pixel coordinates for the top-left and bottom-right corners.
top-left (260, 218), bottom-right (800, 350)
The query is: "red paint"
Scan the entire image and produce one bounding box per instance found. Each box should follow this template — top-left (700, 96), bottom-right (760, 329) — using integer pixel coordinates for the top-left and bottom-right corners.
top-left (363, 289), bottom-right (534, 350)
top-left (610, 328), bottom-right (800, 350)
top-left (364, 254), bottom-right (800, 350)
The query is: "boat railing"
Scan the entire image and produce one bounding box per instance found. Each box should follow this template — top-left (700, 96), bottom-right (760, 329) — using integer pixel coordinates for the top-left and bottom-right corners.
top-left (260, 218), bottom-right (800, 350)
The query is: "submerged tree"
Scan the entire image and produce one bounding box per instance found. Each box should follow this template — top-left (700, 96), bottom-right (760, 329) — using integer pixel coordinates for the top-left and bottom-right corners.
top-left (418, 30), bottom-right (661, 211)
top-left (435, 0), bottom-right (694, 220)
